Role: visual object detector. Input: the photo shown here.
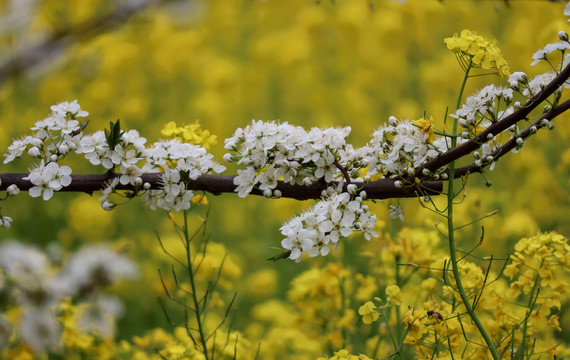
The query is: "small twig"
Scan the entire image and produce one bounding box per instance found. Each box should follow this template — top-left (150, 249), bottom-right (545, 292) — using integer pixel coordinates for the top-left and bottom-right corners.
top-left (333, 159), bottom-right (352, 185)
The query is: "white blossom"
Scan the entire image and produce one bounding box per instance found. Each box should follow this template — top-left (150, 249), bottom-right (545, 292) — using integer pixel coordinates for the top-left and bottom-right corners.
top-left (280, 190), bottom-right (377, 262)
top-left (531, 41), bottom-right (570, 66)
top-left (388, 204), bottom-right (405, 222)
top-left (20, 308), bottom-right (60, 352)
top-left (224, 120), bottom-right (356, 197)
top-left (61, 244), bottom-right (138, 293)
top-left (24, 161), bottom-right (72, 200)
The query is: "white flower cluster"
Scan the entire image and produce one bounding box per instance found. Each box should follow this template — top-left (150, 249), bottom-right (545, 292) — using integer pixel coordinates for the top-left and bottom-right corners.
top-left (451, 85), bottom-right (514, 129)
top-left (364, 118), bottom-right (452, 177)
top-left (0, 241), bottom-right (137, 352)
top-left (23, 160), bottom-right (72, 200)
top-left (141, 139), bottom-right (226, 211)
top-left (4, 100), bottom-right (85, 165)
top-left (531, 40), bottom-right (570, 66)
top-left (224, 120), bottom-right (363, 197)
top-left (280, 190), bottom-right (377, 262)
top-left (3, 101), bottom-right (225, 214)
top-left (78, 129), bottom-right (147, 183)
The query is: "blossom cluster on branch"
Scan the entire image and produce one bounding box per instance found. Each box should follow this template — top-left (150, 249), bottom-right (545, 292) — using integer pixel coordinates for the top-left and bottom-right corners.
top-left (1, 24), bottom-right (570, 262)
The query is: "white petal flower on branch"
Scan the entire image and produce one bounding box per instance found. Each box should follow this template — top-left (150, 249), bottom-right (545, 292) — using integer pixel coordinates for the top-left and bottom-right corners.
top-left (225, 120), bottom-right (355, 197)
top-left (280, 190), bottom-right (377, 262)
top-left (23, 161), bottom-right (72, 200)
top-left (523, 72), bottom-right (557, 97)
top-left (50, 100), bottom-right (89, 118)
top-left (531, 41), bottom-right (570, 66)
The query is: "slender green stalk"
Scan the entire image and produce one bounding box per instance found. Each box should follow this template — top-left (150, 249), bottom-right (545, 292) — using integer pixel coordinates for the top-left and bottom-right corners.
top-left (518, 270), bottom-right (542, 360)
top-left (447, 62), bottom-right (500, 360)
top-left (183, 211), bottom-right (211, 360)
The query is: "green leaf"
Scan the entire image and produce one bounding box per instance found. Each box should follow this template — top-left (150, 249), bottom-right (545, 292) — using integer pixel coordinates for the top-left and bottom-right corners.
top-left (105, 119), bottom-right (125, 149)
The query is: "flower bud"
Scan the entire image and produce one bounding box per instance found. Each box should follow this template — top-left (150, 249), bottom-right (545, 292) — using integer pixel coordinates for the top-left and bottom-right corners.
top-left (28, 147), bottom-right (41, 157)
top-left (422, 168), bottom-right (431, 176)
top-left (473, 151), bottom-right (481, 159)
top-left (273, 189), bottom-right (282, 198)
top-left (50, 154), bottom-right (58, 162)
top-left (529, 126), bottom-right (537, 134)
top-left (359, 191), bottom-right (367, 200)
top-left (474, 160), bottom-right (482, 167)
top-left (223, 153), bottom-right (235, 162)
top-left (514, 102), bottom-right (523, 110)
top-left (30, 138), bottom-right (43, 147)
top-left (143, 182), bottom-right (151, 190)
top-left (58, 143), bottom-right (69, 154)
top-left (487, 133), bottom-right (494, 140)
top-left (543, 105), bottom-right (551, 113)
top-left (389, 116), bottom-right (398, 126)
top-left (363, 175), bottom-right (371, 183)
top-left (559, 31), bottom-right (569, 42)
top-left (134, 177), bottom-right (143, 187)
top-left (407, 167), bottom-right (415, 176)
top-left (441, 173), bottom-right (448, 180)
top-left (486, 156), bottom-right (494, 162)
top-left (394, 180), bottom-right (402, 188)
top-left (7, 184), bottom-right (19, 196)
top-left (461, 131), bottom-right (469, 139)
top-left (540, 119), bottom-right (550, 126)
top-left (515, 137), bottom-right (524, 145)
top-left (347, 184), bottom-right (357, 194)
top-left (101, 201), bottom-right (116, 211)
top-left (1, 217), bottom-right (12, 229)
top-left (263, 189), bottom-right (273, 198)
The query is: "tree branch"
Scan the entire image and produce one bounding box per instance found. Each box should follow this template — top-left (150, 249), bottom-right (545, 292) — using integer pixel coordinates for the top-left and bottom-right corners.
top-left (0, 173), bottom-right (443, 201)
top-left (413, 61), bottom-right (570, 179)
top-left (454, 97), bottom-right (570, 177)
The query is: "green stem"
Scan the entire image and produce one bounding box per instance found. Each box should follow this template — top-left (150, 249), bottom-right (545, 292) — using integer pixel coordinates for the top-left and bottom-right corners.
top-left (447, 62), bottom-right (500, 360)
top-left (518, 269), bottom-right (542, 360)
top-left (184, 211), bottom-right (210, 360)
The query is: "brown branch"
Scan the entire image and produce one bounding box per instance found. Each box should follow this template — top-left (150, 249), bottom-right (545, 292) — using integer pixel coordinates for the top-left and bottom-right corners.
top-left (333, 160), bottom-right (352, 185)
top-left (454, 97), bottom-right (570, 177)
top-left (0, 173), bottom-right (442, 201)
top-left (413, 61), bottom-right (570, 179)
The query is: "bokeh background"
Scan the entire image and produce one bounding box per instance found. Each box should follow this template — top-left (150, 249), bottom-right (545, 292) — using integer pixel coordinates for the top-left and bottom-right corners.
top-left (0, 0), bottom-right (569, 357)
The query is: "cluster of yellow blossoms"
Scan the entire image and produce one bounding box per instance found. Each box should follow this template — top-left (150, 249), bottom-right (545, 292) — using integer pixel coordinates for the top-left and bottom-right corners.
top-left (161, 121), bottom-right (218, 150)
top-left (444, 30), bottom-right (510, 77)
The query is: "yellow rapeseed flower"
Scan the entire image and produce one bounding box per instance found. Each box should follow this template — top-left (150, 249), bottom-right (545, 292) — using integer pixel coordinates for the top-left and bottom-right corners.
top-left (358, 301), bottom-right (379, 324)
top-left (160, 120), bottom-right (218, 150)
top-left (385, 284), bottom-right (402, 306)
top-left (444, 29), bottom-right (510, 77)
top-left (413, 116), bottom-right (435, 143)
